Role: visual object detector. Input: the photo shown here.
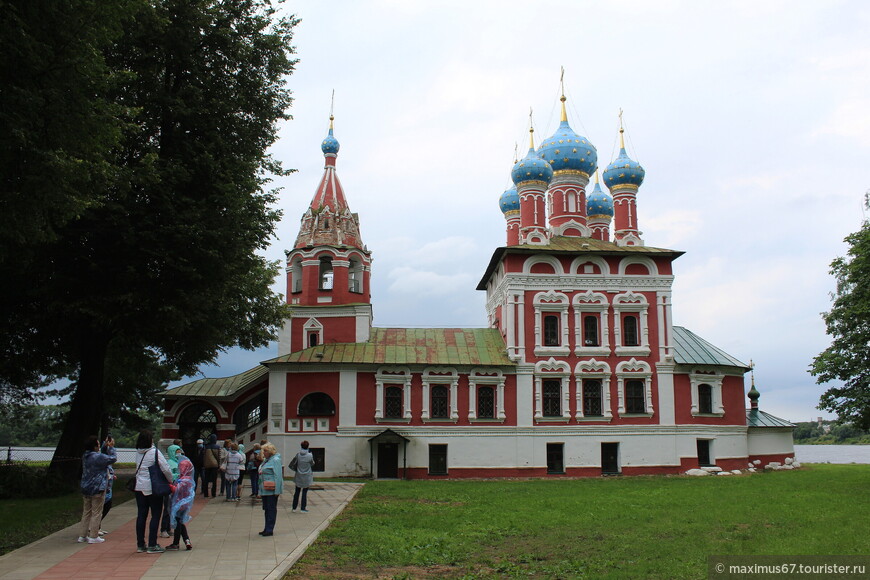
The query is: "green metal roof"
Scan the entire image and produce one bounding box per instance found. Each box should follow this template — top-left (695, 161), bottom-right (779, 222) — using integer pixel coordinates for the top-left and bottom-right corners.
top-left (746, 408), bottom-right (794, 428)
top-left (672, 326), bottom-right (750, 370)
top-left (163, 365), bottom-right (269, 398)
top-left (263, 327), bottom-right (515, 367)
top-left (477, 236), bottom-right (684, 290)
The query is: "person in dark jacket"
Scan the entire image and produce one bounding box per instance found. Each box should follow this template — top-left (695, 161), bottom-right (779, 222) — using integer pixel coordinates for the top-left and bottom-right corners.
top-left (201, 433), bottom-right (221, 498)
top-left (78, 435), bottom-right (116, 544)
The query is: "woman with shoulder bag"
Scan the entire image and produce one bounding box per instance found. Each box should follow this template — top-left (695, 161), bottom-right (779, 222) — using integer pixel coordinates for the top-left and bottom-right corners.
top-left (290, 441), bottom-right (316, 513)
top-left (258, 443), bottom-right (283, 536)
top-left (133, 430), bottom-right (175, 554)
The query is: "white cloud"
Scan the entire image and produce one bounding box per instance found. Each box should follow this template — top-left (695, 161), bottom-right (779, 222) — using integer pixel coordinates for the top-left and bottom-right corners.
top-left (386, 267), bottom-right (475, 297)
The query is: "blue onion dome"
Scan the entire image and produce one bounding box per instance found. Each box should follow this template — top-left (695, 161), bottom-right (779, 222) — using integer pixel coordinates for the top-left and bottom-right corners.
top-left (586, 174), bottom-right (613, 218)
top-left (321, 115), bottom-right (340, 155)
top-left (511, 128), bottom-right (553, 186)
top-left (499, 185), bottom-right (520, 214)
top-left (603, 128), bottom-right (645, 188)
top-left (538, 96), bottom-right (597, 177)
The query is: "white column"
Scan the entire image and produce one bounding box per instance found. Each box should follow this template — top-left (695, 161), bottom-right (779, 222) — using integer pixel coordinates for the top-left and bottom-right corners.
top-left (339, 371), bottom-right (357, 427)
top-left (497, 381), bottom-right (506, 420)
top-left (468, 382), bottom-right (477, 420)
top-left (574, 377), bottom-right (583, 419)
top-left (403, 380), bottom-right (412, 419)
top-left (534, 376), bottom-right (543, 419)
top-left (374, 380), bottom-right (383, 420)
top-left (421, 382), bottom-right (430, 420)
top-left (450, 380), bottom-right (459, 420)
top-left (562, 378), bottom-right (570, 419)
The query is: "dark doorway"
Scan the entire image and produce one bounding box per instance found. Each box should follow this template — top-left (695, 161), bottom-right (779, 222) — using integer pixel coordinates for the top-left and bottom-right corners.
top-left (601, 442), bottom-right (620, 475)
top-left (546, 443), bottom-right (564, 474)
top-left (697, 439), bottom-right (712, 467)
top-left (378, 442), bottom-right (399, 478)
top-left (178, 403), bottom-right (217, 460)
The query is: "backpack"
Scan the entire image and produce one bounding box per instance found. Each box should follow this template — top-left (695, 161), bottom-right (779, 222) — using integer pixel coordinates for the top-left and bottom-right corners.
top-left (203, 447), bottom-right (220, 469)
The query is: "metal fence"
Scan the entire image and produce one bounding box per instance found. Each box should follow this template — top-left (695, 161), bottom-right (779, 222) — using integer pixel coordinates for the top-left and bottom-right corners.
top-left (1, 446), bottom-right (139, 465)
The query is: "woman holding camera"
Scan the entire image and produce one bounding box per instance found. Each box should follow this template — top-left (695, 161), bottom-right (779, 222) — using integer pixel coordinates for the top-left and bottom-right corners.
top-left (78, 435), bottom-right (116, 544)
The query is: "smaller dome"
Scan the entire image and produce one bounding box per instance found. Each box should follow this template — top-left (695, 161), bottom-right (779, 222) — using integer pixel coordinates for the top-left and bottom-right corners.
top-left (321, 116), bottom-right (340, 155)
top-left (586, 178), bottom-right (613, 218)
top-left (603, 129), bottom-right (644, 188)
top-left (511, 145), bottom-right (553, 186)
top-left (499, 185), bottom-right (519, 214)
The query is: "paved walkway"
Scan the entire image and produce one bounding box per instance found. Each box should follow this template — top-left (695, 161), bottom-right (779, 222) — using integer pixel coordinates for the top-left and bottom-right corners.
top-left (0, 482), bottom-right (363, 580)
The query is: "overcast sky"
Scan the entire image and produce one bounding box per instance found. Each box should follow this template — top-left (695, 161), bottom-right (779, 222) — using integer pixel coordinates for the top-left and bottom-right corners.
top-left (192, 0), bottom-right (870, 424)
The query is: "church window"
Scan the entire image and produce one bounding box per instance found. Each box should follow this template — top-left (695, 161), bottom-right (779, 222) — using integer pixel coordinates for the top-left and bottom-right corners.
top-left (625, 380), bottom-right (646, 414)
top-left (583, 379), bottom-right (603, 416)
top-left (232, 392), bottom-right (268, 433)
top-left (543, 314), bottom-right (560, 346)
top-left (623, 315), bottom-right (639, 347)
top-left (477, 386), bottom-right (495, 418)
top-left (384, 386), bottom-right (403, 419)
top-left (349, 258), bottom-right (363, 293)
top-left (698, 384), bottom-right (713, 414)
top-left (319, 256), bottom-right (333, 290)
top-left (291, 259), bottom-right (303, 293)
top-left (542, 380), bottom-right (562, 417)
top-left (431, 385), bottom-right (449, 419)
top-left (298, 392), bottom-right (336, 416)
top-left (583, 315), bottom-right (599, 346)
top-left (308, 333), bottom-right (318, 347)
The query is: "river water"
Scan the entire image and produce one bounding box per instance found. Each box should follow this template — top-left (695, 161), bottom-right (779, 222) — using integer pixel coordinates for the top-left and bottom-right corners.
top-left (794, 444), bottom-right (870, 464)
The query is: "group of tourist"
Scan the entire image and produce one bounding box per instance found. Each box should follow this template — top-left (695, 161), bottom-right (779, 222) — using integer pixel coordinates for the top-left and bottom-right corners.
top-left (78, 430), bottom-right (316, 551)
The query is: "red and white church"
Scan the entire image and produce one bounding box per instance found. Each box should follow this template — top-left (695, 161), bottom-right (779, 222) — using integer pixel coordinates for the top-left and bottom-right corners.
top-left (161, 97), bottom-right (795, 478)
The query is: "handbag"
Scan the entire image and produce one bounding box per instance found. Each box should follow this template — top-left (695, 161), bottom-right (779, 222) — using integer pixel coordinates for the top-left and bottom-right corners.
top-left (289, 455), bottom-right (298, 471)
top-left (263, 480), bottom-right (276, 491)
top-left (127, 451), bottom-right (147, 491)
top-left (148, 447), bottom-right (172, 497)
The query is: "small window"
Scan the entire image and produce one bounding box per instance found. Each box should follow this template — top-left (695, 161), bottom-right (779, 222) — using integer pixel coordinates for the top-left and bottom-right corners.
top-left (583, 315), bottom-right (599, 346)
top-left (319, 256), bottom-right (334, 290)
top-left (625, 380), bottom-right (645, 414)
top-left (583, 379), bottom-right (603, 416)
top-left (623, 315), bottom-right (639, 347)
top-left (384, 386), bottom-right (403, 419)
top-left (308, 333), bottom-right (319, 347)
top-left (542, 380), bottom-right (561, 417)
top-left (310, 448), bottom-right (326, 472)
top-left (543, 314), bottom-right (560, 346)
top-left (546, 443), bottom-right (564, 474)
top-left (431, 385), bottom-right (449, 419)
top-left (698, 384), bottom-right (713, 414)
top-left (477, 386), bottom-right (495, 419)
top-left (429, 444), bottom-right (447, 475)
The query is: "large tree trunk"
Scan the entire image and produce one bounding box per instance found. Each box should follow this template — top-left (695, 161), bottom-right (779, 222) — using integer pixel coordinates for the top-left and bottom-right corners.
top-left (49, 330), bottom-right (109, 480)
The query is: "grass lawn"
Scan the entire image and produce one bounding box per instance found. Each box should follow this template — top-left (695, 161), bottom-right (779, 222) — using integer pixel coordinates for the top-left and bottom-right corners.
top-left (289, 464), bottom-right (870, 579)
top-left (0, 477), bottom-right (135, 556)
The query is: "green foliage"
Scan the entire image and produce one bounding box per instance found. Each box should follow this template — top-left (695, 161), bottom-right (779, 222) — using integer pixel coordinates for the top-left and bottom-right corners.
top-left (0, 0), bottom-right (298, 474)
top-left (812, 198), bottom-right (870, 429)
top-left (291, 466), bottom-right (870, 579)
top-left (0, 463), bottom-right (74, 499)
top-left (792, 420), bottom-right (870, 444)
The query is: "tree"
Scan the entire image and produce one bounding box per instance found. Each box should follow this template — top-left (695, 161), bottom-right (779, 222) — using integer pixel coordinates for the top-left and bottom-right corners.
top-left (0, 0), bottom-right (297, 478)
top-left (811, 194), bottom-right (870, 430)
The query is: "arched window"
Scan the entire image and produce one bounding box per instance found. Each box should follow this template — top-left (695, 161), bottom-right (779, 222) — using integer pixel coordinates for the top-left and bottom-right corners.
top-left (543, 314), bottom-right (560, 346)
top-left (319, 256), bottom-right (333, 290)
top-left (233, 392), bottom-right (268, 434)
top-left (625, 380), bottom-right (646, 414)
top-left (180, 403), bottom-right (217, 425)
top-left (298, 392), bottom-right (336, 416)
top-left (384, 386), bottom-right (403, 419)
top-left (698, 384), bottom-right (713, 414)
top-left (583, 315), bottom-right (599, 347)
top-left (623, 315), bottom-right (639, 347)
top-left (348, 258), bottom-right (363, 293)
top-left (477, 386), bottom-right (495, 418)
top-left (431, 385), bottom-right (448, 419)
top-left (291, 258), bottom-right (303, 293)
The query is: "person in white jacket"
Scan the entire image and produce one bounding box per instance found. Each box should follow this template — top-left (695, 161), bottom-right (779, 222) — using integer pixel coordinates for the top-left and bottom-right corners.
top-left (132, 430), bottom-right (174, 554)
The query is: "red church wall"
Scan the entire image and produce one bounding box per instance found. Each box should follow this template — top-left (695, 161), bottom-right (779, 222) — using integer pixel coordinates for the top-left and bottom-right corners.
top-left (289, 315), bottom-right (358, 352)
top-left (285, 372), bottom-right (340, 432)
top-left (673, 374), bottom-right (748, 425)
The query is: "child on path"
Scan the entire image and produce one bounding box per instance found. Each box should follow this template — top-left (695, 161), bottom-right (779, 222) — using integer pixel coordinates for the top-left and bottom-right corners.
top-left (166, 456), bottom-right (196, 551)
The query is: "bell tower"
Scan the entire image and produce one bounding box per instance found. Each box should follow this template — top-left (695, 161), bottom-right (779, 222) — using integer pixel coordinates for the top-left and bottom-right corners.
top-left (279, 114), bottom-right (373, 354)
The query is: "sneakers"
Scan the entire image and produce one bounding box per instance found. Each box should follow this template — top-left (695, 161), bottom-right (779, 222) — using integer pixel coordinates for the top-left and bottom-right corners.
top-left (160, 531), bottom-right (170, 538)
top-left (137, 546), bottom-right (147, 553)
top-left (300, 509), bottom-right (309, 513)
top-left (146, 545), bottom-right (165, 553)
top-left (184, 539), bottom-right (193, 550)
top-left (77, 536), bottom-right (86, 543)
top-left (165, 544), bottom-right (179, 551)
top-left (98, 529), bottom-right (108, 536)
top-left (291, 508), bottom-right (297, 513)
top-left (87, 536), bottom-right (105, 544)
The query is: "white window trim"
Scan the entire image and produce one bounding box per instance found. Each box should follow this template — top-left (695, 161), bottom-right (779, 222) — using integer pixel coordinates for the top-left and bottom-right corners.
top-left (375, 367), bottom-right (412, 422)
top-left (613, 291), bottom-right (651, 357)
top-left (468, 368), bottom-right (505, 422)
top-left (573, 291), bottom-right (611, 356)
top-left (574, 359), bottom-right (613, 420)
top-left (534, 358), bottom-right (571, 420)
top-left (616, 358), bottom-right (654, 416)
top-left (421, 367), bottom-right (459, 423)
top-left (303, 318), bottom-right (323, 348)
top-left (533, 291), bottom-right (570, 356)
top-left (690, 372), bottom-right (725, 416)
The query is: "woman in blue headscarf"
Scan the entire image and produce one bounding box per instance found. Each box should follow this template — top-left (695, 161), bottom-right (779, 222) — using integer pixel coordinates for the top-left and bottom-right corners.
top-left (166, 456), bottom-right (196, 550)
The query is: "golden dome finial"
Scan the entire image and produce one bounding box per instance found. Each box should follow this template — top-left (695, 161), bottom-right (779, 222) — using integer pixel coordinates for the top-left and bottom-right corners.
top-left (593, 170), bottom-right (600, 185)
top-left (329, 89), bottom-right (335, 130)
top-left (559, 67), bottom-right (568, 123)
top-left (618, 108), bottom-right (625, 150)
top-left (528, 107), bottom-right (535, 150)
